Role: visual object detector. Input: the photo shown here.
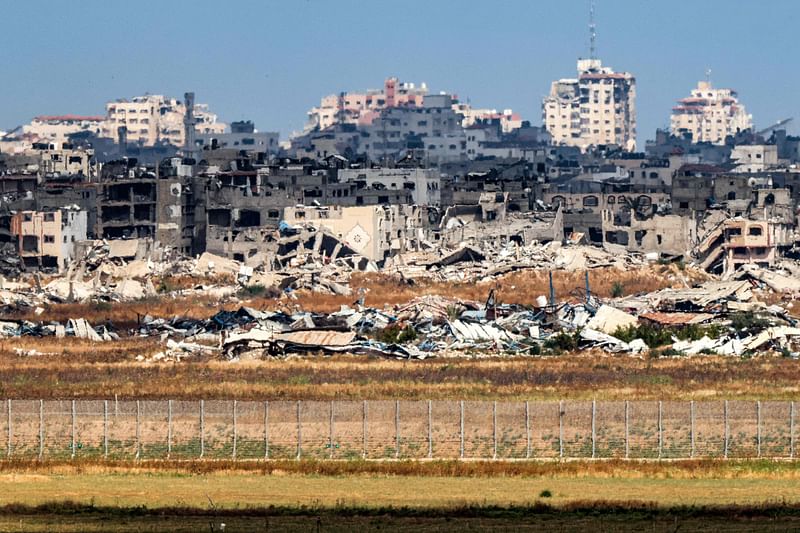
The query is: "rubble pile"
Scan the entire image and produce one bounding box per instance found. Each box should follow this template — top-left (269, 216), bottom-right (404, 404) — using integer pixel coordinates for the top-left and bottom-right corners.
top-left (3, 234), bottom-right (800, 362)
top-left (127, 273), bottom-right (800, 361)
top-left (385, 241), bottom-right (644, 284)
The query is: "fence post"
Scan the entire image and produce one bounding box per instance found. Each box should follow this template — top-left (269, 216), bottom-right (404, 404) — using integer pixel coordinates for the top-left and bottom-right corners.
top-left (723, 400), bottom-right (729, 459)
top-left (525, 401), bottom-right (531, 460)
top-left (492, 401), bottom-right (498, 460)
top-left (167, 400), bottom-right (172, 458)
top-left (6, 399), bottom-right (10, 458)
top-left (591, 400), bottom-right (596, 460)
top-left (39, 399), bottom-right (44, 460)
top-left (559, 400), bottom-right (564, 460)
top-left (296, 400), bottom-right (301, 460)
top-left (264, 400), bottom-right (269, 459)
top-left (690, 400), bottom-right (695, 459)
top-left (103, 400), bottom-right (108, 459)
top-left (757, 400), bottom-right (762, 458)
top-left (624, 400), bottom-right (629, 460)
top-left (199, 400), bottom-right (205, 459)
top-left (657, 400), bottom-right (663, 460)
top-left (427, 400), bottom-right (433, 460)
top-left (362, 400), bottom-right (368, 460)
top-left (71, 399), bottom-right (76, 460)
top-left (791, 401), bottom-right (795, 459)
top-left (395, 400), bottom-right (400, 459)
top-left (135, 400), bottom-right (140, 460)
top-left (329, 400), bottom-right (334, 459)
top-left (459, 400), bottom-right (465, 460)
top-left (232, 400), bottom-right (238, 460)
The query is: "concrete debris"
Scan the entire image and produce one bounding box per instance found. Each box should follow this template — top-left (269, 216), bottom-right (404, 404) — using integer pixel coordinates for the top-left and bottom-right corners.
top-left (585, 305), bottom-right (638, 335)
top-left (3, 209), bottom-right (800, 362)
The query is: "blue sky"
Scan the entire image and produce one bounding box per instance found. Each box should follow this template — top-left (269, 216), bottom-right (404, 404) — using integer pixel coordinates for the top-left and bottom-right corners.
top-left (1, 0), bottom-right (799, 144)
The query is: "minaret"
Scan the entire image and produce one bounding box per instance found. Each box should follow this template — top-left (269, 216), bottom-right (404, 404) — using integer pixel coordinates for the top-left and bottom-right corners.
top-left (589, 0), bottom-right (597, 60)
top-left (183, 92), bottom-right (198, 160)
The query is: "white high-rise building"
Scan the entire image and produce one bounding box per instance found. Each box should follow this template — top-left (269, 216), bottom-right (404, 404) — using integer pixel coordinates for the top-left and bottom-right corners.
top-left (542, 58), bottom-right (637, 152)
top-left (670, 80), bottom-right (752, 145)
top-left (101, 94), bottom-right (226, 147)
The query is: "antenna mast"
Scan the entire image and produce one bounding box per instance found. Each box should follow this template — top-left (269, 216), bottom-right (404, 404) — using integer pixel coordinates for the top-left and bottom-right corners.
top-left (589, 0), bottom-right (597, 60)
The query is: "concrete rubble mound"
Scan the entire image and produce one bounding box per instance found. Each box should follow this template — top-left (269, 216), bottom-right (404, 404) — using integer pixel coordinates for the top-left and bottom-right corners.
top-left (3, 232), bottom-right (800, 362)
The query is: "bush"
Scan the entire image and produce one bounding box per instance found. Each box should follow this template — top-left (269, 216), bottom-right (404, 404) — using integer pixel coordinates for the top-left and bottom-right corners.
top-left (613, 322), bottom-right (726, 349)
top-left (610, 281), bottom-right (625, 298)
top-left (729, 313), bottom-right (771, 333)
top-left (240, 284), bottom-right (267, 297)
top-left (543, 330), bottom-right (580, 354)
top-left (613, 323), bottom-right (672, 348)
top-left (375, 324), bottom-right (417, 344)
top-left (539, 489), bottom-right (552, 498)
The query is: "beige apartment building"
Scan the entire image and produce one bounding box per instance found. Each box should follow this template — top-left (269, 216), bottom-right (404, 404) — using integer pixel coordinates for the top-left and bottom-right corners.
top-left (670, 81), bottom-right (752, 145)
top-left (22, 115), bottom-right (104, 144)
top-left (101, 94), bottom-right (225, 147)
top-left (543, 59), bottom-right (637, 152)
top-left (10, 208), bottom-right (88, 271)
top-left (305, 77), bottom-right (429, 131)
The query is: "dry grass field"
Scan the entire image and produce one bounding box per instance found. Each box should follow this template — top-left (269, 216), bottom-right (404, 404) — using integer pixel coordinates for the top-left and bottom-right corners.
top-left (1, 461), bottom-right (800, 531)
top-left (0, 352), bottom-right (798, 400)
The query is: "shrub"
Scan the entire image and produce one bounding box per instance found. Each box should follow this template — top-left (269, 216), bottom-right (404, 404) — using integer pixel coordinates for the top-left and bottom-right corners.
top-left (543, 331), bottom-right (580, 353)
top-left (539, 489), bottom-right (552, 498)
top-left (240, 284), bottom-right (267, 297)
top-left (729, 313), bottom-right (771, 333)
top-left (610, 281), bottom-right (625, 298)
top-left (612, 323), bottom-right (672, 348)
top-left (375, 324), bottom-right (418, 344)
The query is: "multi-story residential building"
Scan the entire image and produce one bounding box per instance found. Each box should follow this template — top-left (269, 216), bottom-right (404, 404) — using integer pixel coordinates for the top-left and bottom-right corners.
top-left (36, 144), bottom-right (94, 177)
top-left (10, 208), bottom-right (87, 271)
top-left (453, 104), bottom-right (522, 133)
top-left (543, 59), bottom-right (637, 152)
top-left (363, 94), bottom-right (465, 163)
top-left (305, 77), bottom-right (429, 131)
top-left (101, 94), bottom-right (226, 147)
top-left (731, 144), bottom-right (778, 173)
top-left (22, 115), bottom-right (104, 144)
top-left (197, 120), bottom-right (279, 156)
top-left (670, 81), bottom-right (753, 145)
top-left (338, 167), bottom-right (441, 206)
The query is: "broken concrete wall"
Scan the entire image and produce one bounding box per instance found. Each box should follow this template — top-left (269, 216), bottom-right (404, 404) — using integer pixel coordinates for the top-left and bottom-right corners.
top-left (282, 205), bottom-right (409, 263)
top-left (601, 209), bottom-right (697, 257)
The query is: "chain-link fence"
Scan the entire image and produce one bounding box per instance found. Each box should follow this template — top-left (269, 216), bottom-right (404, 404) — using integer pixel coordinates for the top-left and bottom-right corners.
top-left (1, 399), bottom-right (797, 460)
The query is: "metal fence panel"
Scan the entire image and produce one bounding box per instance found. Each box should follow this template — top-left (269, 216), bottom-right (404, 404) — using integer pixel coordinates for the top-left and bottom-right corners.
top-left (266, 401), bottom-right (299, 459)
top-left (364, 400), bottom-right (397, 459)
top-left (43, 400), bottom-right (72, 459)
top-left (762, 401), bottom-right (791, 458)
top-left (728, 401), bottom-right (758, 458)
top-left (529, 401), bottom-right (560, 458)
top-left (431, 400), bottom-right (460, 459)
top-left (661, 401), bottom-right (692, 459)
top-left (74, 400), bottom-right (105, 459)
top-left (168, 400), bottom-right (201, 458)
top-left (2, 399), bottom-right (799, 461)
top-left (235, 401), bottom-right (267, 459)
top-left (463, 401), bottom-right (493, 459)
top-left (8, 400), bottom-right (38, 458)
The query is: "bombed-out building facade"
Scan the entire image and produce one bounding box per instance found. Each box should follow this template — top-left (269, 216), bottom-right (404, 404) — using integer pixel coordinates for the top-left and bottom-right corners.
top-left (2, 84), bottom-right (800, 278)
